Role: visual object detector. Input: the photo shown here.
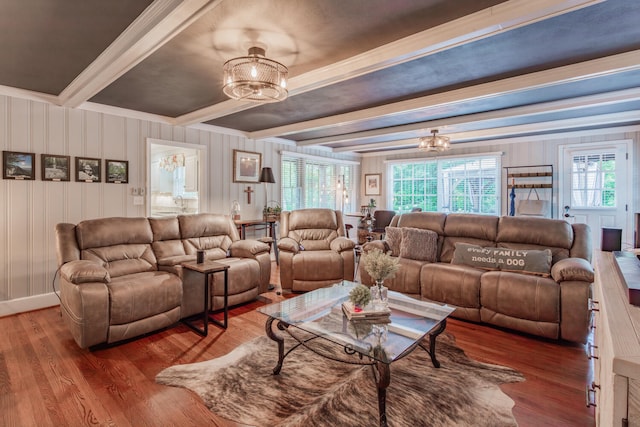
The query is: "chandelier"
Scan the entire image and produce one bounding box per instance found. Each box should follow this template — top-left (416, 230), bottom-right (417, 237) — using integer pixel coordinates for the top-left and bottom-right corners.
top-left (417, 129), bottom-right (451, 152)
top-left (223, 47), bottom-right (288, 103)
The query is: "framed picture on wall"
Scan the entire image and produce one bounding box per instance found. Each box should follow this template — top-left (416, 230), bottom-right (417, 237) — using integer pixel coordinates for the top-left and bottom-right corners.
top-left (105, 159), bottom-right (128, 184)
top-left (75, 157), bottom-right (101, 182)
top-left (41, 154), bottom-right (70, 181)
top-left (365, 173), bottom-right (381, 196)
top-left (233, 149), bottom-right (262, 183)
top-left (3, 151), bottom-right (35, 180)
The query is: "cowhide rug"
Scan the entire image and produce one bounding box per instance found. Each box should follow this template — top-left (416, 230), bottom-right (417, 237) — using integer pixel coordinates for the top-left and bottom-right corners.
top-left (156, 333), bottom-right (524, 427)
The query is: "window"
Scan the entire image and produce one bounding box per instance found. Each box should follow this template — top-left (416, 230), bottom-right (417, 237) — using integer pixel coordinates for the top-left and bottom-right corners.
top-left (571, 152), bottom-right (616, 208)
top-left (389, 154), bottom-right (500, 214)
top-left (281, 153), bottom-right (356, 211)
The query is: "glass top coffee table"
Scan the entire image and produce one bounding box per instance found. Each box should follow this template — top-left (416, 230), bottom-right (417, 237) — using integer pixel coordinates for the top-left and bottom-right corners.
top-left (258, 281), bottom-right (455, 427)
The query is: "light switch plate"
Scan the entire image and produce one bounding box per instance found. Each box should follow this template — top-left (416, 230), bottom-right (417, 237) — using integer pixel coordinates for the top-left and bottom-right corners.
top-left (133, 196), bottom-right (144, 205)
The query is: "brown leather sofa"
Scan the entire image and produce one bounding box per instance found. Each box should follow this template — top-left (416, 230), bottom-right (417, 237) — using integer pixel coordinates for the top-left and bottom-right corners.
top-left (359, 212), bottom-right (594, 343)
top-left (278, 209), bottom-right (356, 292)
top-left (55, 213), bottom-right (271, 348)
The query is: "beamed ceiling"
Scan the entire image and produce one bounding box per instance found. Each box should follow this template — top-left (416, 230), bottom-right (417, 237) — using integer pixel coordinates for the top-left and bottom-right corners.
top-left (1, 0), bottom-right (639, 154)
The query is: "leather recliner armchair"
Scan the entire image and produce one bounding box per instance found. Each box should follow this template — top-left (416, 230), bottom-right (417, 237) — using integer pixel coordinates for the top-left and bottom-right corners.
top-left (278, 209), bottom-right (356, 292)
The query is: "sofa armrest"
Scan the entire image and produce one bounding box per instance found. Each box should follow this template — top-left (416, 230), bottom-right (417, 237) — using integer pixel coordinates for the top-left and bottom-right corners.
top-left (277, 237), bottom-right (300, 254)
top-left (229, 239), bottom-right (270, 258)
top-left (551, 258), bottom-right (594, 283)
top-left (330, 236), bottom-right (356, 253)
top-left (60, 260), bottom-right (110, 284)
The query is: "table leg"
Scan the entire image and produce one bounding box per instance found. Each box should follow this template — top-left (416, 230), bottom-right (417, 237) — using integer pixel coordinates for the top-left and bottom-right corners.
top-left (209, 269), bottom-right (229, 329)
top-left (265, 317), bottom-right (285, 375)
top-left (428, 319), bottom-right (447, 368)
top-left (241, 224), bottom-right (247, 240)
top-left (375, 361), bottom-right (390, 427)
top-left (270, 221), bottom-right (279, 264)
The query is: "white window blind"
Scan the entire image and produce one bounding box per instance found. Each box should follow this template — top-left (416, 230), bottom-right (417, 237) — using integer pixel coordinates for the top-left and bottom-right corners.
top-left (281, 153), bottom-right (355, 211)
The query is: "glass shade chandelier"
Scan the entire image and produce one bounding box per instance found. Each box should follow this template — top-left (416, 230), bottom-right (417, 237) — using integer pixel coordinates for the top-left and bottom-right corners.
top-left (417, 129), bottom-right (450, 152)
top-left (223, 47), bottom-right (288, 103)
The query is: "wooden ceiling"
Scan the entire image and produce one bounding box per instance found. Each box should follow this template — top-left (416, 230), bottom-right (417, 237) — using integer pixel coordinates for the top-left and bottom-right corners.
top-left (1, 0), bottom-right (639, 154)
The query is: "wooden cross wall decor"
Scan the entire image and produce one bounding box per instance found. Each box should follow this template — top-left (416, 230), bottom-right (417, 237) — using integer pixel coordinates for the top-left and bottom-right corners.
top-left (244, 186), bottom-right (254, 204)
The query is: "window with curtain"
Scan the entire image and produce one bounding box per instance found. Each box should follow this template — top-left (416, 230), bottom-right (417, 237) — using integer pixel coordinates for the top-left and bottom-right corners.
top-left (281, 153), bottom-right (355, 212)
top-left (389, 154), bottom-right (500, 214)
top-left (571, 152), bottom-right (616, 208)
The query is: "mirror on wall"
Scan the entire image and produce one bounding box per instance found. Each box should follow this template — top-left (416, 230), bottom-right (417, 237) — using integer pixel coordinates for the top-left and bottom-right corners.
top-left (147, 139), bottom-right (206, 217)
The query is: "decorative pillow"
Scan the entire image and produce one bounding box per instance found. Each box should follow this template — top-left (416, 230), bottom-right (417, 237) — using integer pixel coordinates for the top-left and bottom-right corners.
top-left (399, 227), bottom-right (437, 262)
top-left (451, 243), bottom-right (552, 277)
top-left (384, 226), bottom-right (403, 256)
top-left (451, 242), bottom-right (499, 270)
top-left (494, 247), bottom-right (552, 277)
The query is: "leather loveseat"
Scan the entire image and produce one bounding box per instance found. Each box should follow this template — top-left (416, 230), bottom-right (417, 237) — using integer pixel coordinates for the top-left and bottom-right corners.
top-left (359, 212), bottom-right (594, 343)
top-left (55, 213), bottom-right (271, 348)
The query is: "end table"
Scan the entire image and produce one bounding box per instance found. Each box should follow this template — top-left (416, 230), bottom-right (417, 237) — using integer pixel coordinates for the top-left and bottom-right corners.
top-left (181, 260), bottom-right (230, 336)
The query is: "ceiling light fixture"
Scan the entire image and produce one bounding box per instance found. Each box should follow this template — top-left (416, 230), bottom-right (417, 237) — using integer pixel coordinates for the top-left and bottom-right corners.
top-left (417, 129), bottom-right (450, 152)
top-left (223, 47), bottom-right (288, 103)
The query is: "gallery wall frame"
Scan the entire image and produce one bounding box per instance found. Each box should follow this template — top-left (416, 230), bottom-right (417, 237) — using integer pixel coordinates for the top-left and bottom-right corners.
top-left (233, 149), bottom-right (262, 183)
top-left (364, 173), bottom-right (381, 196)
top-left (3, 150), bottom-right (35, 180)
top-left (105, 159), bottom-right (129, 184)
top-left (75, 157), bottom-right (101, 183)
top-left (41, 154), bottom-right (70, 181)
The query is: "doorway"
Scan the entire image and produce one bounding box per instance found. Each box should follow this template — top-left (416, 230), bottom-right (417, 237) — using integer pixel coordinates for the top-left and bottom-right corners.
top-left (147, 138), bottom-right (207, 217)
top-left (559, 140), bottom-right (633, 251)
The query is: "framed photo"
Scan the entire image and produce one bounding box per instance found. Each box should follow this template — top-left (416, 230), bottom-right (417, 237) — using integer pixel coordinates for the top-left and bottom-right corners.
top-left (105, 159), bottom-right (128, 184)
top-left (365, 173), bottom-right (381, 196)
top-left (41, 154), bottom-right (70, 181)
top-left (3, 151), bottom-right (35, 180)
top-left (233, 149), bottom-right (262, 183)
top-left (75, 157), bottom-right (101, 182)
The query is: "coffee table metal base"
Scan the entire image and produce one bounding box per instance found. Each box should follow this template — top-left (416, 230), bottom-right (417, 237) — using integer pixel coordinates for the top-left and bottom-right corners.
top-left (264, 316), bottom-right (447, 427)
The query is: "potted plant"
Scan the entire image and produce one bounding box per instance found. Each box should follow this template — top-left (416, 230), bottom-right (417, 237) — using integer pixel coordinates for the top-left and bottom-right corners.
top-left (362, 248), bottom-right (399, 305)
top-left (262, 201), bottom-right (282, 221)
top-left (349, 284), bottom-right (372, 311)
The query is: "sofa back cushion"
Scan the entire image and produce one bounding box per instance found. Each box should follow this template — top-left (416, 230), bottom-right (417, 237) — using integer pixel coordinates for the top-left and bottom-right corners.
top-left (497, 216), bottom-right (573, 263)
top-left (178, 214), bottom-right (236, 257)
top-left (75, 217), bottom-right (157, 277)
top-left (282, 209), bottom-right (343, 250)
top-left (441, 214), bottom-right (499, 263)
top-left (149, 217), bottom-right (187, 261)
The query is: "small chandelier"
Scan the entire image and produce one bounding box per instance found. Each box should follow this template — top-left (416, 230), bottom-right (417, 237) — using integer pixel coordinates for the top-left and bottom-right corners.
top-left (417, 129), bottom-right (450, 152)
top-left (223, 47), bottom-right (288, 103)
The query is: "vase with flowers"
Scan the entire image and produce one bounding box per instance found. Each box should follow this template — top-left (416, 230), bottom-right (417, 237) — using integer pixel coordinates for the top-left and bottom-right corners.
top-left (362, 248), bottom-right (399, 308)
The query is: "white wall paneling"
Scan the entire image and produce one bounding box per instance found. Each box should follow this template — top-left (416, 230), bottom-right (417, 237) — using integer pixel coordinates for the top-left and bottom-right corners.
top-left (0, 94), bottom-right (359, 315)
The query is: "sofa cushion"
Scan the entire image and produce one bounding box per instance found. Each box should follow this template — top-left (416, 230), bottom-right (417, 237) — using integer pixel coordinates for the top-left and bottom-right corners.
top-left (108, 271), bottom-right (182, 325)
top-left (399, 227), bottom-right (437, 262)
top-left (384, 226), bottom-right (403, 256)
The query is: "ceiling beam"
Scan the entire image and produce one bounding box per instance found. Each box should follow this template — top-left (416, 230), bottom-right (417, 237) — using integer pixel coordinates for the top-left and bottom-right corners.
top-left (58, 0), bottom-right (222, 108)
top-left (174, 0), bottom-right (601, 126)
top-left (250, 50), bottom-right (640, 140)
top-left (336, 110), bottom-right (640, 153)
top-left (297, 87), bottom-right (640, 147)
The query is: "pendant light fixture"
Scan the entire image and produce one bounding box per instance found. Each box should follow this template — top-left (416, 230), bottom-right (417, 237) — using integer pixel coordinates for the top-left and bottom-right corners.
top-left (417, 129), bottom-right (451, 152)
top-left (223, 46), bottom-right (288, 103)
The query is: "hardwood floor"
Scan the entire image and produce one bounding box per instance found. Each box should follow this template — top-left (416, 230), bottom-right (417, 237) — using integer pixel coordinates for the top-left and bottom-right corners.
top-left (0, 263), bottom-right (595, 426)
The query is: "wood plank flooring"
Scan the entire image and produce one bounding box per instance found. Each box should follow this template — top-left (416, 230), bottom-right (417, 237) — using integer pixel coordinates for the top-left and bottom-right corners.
top-left (0, 263), bottom-right (595, 426)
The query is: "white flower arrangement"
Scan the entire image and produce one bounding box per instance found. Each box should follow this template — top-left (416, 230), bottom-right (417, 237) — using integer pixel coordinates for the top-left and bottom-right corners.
top-left (363, 248), bottom-right (399, 283)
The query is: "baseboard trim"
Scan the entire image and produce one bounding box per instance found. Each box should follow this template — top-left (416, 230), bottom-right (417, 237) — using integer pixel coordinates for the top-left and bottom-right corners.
top-left (0, 293), bottom-right (60, 318)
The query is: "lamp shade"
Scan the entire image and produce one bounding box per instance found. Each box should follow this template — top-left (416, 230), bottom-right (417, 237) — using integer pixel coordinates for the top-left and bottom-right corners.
top-left (259, 167), bottom-right (275, 183)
